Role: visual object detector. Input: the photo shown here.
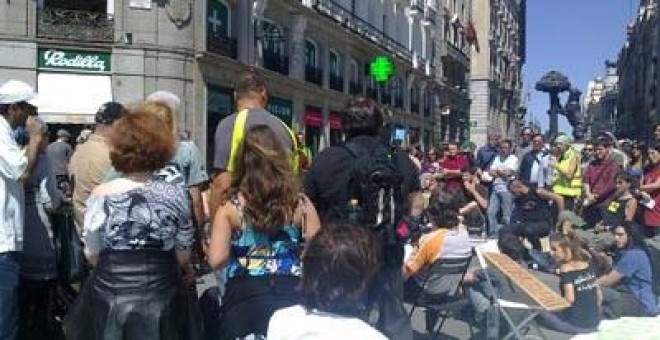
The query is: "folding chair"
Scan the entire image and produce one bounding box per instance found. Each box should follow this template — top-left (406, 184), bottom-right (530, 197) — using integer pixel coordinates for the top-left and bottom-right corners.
top-left (407, 251), bottom-right (474, 340)
top-left (475, 243), bottom-right (569, 340)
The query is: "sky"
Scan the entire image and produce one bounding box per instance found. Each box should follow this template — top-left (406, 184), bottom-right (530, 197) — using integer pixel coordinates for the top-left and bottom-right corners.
top-left (524, 0), bottom-right (637, 134)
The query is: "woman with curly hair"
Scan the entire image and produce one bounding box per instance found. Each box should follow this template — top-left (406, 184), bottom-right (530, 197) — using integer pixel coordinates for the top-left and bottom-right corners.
top-left (208, 124), bottom-right (321, 339)
top-left (63, 110), bottom-right (203, 340)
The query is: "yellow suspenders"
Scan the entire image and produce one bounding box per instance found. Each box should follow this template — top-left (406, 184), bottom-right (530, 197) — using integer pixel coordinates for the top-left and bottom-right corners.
top-left (226, 109), bottom-right (300, 174)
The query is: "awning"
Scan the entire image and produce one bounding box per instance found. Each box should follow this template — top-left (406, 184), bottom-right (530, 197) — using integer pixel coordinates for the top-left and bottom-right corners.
top-left (330, 111), bottom-right (342, 130)
top-left (36, 73), bottom-right (113, 124)
top-left (304, 108), bottom-right (322, 127)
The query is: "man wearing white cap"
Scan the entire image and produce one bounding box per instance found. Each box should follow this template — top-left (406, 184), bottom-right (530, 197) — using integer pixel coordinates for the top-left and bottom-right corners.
top-left (0, 80), bottom-right (45, 340)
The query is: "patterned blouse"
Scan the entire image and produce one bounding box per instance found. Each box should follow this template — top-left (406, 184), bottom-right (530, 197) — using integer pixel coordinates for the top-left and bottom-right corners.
top-left (225, 195), bottom-right (302, 280)
top-left (83, 167), bottom-right (193, 256)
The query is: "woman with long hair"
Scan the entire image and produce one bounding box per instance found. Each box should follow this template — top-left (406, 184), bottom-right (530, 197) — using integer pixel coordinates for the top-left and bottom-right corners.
top-left (537, 234), bottom-right (601, 333)
top-left (628, 142), bottom-right (649, 180)
top-left (640, 143), bottom-right (660, 236)
top-left (64, 110), bottom-right (203, 339)
top-left (208, 124), bottom-right (321, 339)
top-left (596, 222), bottom-right (659, 317)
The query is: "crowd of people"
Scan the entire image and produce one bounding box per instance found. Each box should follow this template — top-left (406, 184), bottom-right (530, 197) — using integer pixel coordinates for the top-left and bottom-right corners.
top-left (0, 68), bottom-right (659, 340)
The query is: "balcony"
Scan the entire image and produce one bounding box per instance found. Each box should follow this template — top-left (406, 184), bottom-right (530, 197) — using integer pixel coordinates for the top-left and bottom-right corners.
top-left (305, 65), bottom-right (323, 86)
top-left (263, 50), bottom-right (289, 76)
top-left (422, 5), bottom-right (436, 26)
top-left (366, 87), bottom-right (378, 100)
top-left (349, 81), bottom-right (362, 95)
top-left (208, 33), bottom-right (237, 59)
top-left (410, 0), bottom-right (424, 15)
top-left (37, 8), bottom-right (114, 42)
top-left (394, 96), bottom-right (404, 108)
top-left (309, 0), bottom-right (412, 62)
top-left (381, 91), bottom-right (392, 106)
top-left (411, 101), bottom-right (420, 114)
top-left (424, 104), bottom-right (431, 117)
top-left (329, 74), bottom-right (344, 92)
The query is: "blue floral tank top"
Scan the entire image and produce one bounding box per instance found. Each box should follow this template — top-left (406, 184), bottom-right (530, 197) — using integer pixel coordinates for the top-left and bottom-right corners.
top-left (225, 195), bottom-right (302, 280)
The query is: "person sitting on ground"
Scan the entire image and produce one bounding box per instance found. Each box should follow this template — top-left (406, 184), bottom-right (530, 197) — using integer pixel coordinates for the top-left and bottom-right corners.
top-left (501, 178), bottom-right (564, 250)
top-left (267, 222), bottom-right (386, 340)
top-left (458, 169), bottom-right (489, 236)
top-left (596, 222), bottom-right (660, 317)
top-left (595, 172), bottom-right (637, 232)
top-left (536, 234), bottom-right (601, 334)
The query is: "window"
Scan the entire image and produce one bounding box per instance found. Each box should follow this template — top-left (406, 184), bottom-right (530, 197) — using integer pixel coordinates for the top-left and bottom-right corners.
top-left (263, 21), bottom-right (285, 55)
top-left (348, 58), bottom-right (359, 83)
top-left (329, 50), bottom-right (341, 76)
top-left (305, 40), bottom-right (317, 67)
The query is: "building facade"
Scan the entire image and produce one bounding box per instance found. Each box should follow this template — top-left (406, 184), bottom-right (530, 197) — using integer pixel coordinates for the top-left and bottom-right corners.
top-left (0, 0), bottom-right (473, 167)
top-left (617, 0), bottom-right (659, 140)
top-left (584, 61), bottom-right (618, 138)
top-left (469, 0), bottom-right (525, 146)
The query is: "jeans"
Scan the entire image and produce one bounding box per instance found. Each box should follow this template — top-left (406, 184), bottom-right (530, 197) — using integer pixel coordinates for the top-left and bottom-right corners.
top-left (487, 190), bottom-right (514, 236)
top-left (0, 252), bottom-right (19, 340)
top-left (536, 311), bottom-right (597, 334)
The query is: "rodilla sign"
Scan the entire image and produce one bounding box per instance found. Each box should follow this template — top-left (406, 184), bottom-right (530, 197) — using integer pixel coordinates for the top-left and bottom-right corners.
top-left (38, 48), bottom-right (111, 73)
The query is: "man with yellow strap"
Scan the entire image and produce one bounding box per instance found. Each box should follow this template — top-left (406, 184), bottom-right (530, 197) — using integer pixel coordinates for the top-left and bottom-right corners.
top-left (209, 70), bottom-right (297, 218)
top-left (551, 134), bottom-right (582, 210)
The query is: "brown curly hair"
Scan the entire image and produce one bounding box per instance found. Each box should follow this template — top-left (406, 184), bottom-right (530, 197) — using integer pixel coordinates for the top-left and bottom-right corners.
top-left (109, 110), bottom-right (175, 174)
top-left (226, 125), bottom-right (298, 234)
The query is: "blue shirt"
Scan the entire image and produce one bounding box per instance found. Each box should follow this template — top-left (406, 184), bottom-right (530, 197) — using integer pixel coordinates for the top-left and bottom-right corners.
top-left (476, 145), bottom-right (499, 171)
top-left (615, 248), bottom-right (659, 315)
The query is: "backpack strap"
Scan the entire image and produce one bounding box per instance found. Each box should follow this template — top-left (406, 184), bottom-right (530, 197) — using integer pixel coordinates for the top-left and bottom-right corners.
top-left (226, 109), bottom-right (300, 174)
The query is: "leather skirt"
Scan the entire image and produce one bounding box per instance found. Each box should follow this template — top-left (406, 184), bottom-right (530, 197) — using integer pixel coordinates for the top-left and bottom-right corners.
top-left (63, 249), bottom-right (203, 340)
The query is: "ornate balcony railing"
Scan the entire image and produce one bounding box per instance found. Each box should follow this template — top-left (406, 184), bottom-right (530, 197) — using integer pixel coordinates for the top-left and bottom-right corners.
top-left (366, 87), bottom-right (378, 100)
top-left (208, 34), bottom-right (237, 59)
top-left (394, 96), bottom-right (404, 108)
top-left (411, 101), bottom-right (420, 114)
top-left (305, 65), bottom-right (323, 86)
top-left (263, 50), bottom-right (289, 75)
top-left (329, 74), bottom-right (344, 92)
top-left (307, 0), bottom-right (412, 62)
top-left (349, 81), bottom-right (362, 95)
top-left (37, 8), bottom-right (114, 42)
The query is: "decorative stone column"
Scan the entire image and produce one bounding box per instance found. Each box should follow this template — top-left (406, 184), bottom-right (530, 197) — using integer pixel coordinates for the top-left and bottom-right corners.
top-left (289, 13), bottom-right (307, 81)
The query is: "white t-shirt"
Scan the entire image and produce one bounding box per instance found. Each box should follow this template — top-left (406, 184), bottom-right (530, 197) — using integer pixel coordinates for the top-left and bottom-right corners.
top-left (268, 305), bottom-right (387, 340)
top-left (489, 154), bottom-right (518, 192)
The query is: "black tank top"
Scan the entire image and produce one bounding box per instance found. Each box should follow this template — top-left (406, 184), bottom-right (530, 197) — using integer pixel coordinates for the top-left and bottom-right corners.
top-left (600, 197), bottom-right (630, 227)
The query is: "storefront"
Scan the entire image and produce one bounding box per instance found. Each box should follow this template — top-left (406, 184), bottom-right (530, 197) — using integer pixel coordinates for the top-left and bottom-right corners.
top-left (36, 48), bottom-right (113, 138)
top-left (304, 106), bottom-right (322, 156)
top-left (329, 111), bottom-right (343, 145)
top-left (266, 96), bottom-right (293, 127)
top-left (207, 85), bottom-right (233, 168)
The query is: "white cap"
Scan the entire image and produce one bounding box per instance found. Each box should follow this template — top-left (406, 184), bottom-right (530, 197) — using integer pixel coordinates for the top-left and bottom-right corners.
top-left (0, 80), bottom-right (38, 105)
top-left (146, 91), bottom-right (181, 112)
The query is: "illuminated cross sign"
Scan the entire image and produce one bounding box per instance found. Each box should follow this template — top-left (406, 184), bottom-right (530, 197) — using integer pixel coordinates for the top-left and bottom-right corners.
top-left (370, 56), bottom-right (395, 83)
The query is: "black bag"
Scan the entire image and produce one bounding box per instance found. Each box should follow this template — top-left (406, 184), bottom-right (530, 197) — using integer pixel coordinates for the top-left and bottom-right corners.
top-left (343, 141), bottom-right (404, 266)
top-left (52, 207), bottom-right (85, 284)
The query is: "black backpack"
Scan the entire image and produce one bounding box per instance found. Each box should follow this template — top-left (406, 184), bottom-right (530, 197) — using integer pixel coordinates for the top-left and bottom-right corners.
top-left (342, 141), bottom-right (404, 247)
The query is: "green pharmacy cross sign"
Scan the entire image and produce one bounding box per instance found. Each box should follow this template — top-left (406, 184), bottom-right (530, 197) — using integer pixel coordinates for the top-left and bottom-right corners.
top-left (370, 56), bottom-right (394, 83)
